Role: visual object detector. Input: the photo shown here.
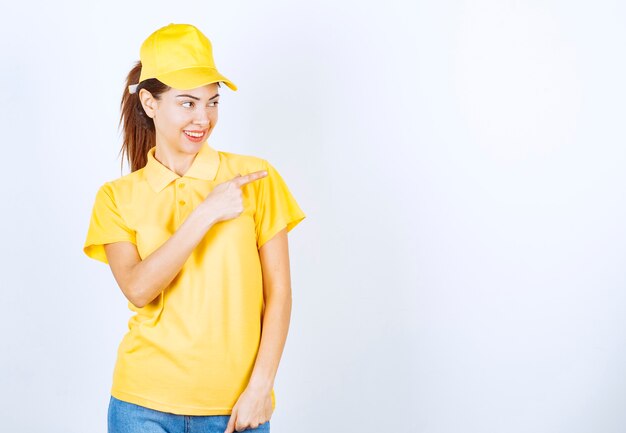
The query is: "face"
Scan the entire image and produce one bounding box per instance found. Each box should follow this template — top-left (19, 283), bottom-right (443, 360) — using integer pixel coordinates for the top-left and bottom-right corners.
top-left (139, 82), bottom-right (220, 153)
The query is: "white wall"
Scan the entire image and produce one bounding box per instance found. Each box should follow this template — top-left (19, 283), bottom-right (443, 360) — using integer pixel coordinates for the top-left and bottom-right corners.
top-left (1, 0), bottom-right (624, 431)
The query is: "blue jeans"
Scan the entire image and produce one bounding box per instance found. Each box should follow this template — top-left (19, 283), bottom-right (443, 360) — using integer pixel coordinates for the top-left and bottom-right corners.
top-left (108, 395), bottom-right (270, 433)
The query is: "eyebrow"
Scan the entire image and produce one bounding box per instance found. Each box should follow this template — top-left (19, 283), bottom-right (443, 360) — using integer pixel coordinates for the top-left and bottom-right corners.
top-left (175, 93), bottom-right (220, 101)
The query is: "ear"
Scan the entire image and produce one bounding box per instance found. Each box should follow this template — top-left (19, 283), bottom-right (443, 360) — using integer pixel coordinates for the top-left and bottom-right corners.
top-left (138, 88), bottom-right (157, 119)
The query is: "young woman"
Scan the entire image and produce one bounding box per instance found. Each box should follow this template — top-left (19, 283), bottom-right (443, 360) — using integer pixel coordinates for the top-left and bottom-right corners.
top-left (83, 23), bottom-right (306, 433)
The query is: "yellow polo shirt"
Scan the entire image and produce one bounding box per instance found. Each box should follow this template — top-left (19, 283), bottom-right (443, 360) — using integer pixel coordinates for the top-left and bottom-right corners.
top-left (83, 142), bottom-right (305, 415)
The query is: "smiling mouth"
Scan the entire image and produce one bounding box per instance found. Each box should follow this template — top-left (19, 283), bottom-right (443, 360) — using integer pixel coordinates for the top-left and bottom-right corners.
top-left (183, 130), bottom-right (206, 138)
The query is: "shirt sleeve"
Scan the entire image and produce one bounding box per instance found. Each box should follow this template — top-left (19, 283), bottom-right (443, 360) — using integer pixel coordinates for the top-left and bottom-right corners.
top-left (254, 159), bottom-right (306, 249)
top-left (83, 182), bottom-right (136, 265)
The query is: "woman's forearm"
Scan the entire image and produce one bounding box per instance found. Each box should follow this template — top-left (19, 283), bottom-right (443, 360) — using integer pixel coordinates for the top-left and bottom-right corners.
top-left (247, 293), bottom-right (292, 393)
top-left (130, 204), bottom-right (216, 307)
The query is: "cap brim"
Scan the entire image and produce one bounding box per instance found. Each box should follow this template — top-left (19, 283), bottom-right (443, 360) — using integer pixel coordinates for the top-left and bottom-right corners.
top-left (157, 66), bottom-right (238, 91)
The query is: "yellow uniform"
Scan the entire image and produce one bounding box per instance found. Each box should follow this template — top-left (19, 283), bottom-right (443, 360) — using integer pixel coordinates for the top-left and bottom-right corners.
top-left (83, 142), bottom-right (305, 415)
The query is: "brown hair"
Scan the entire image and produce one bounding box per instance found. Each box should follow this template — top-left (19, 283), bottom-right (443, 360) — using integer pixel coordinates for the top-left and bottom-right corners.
top-left (118, 61), bottom-right (170, 173)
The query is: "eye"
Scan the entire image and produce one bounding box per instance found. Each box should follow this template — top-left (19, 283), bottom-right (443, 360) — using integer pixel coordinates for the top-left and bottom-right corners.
top-left (209, 101), bottom-right (220, 107)
top-left (181, 101), bottom-right (194, 108)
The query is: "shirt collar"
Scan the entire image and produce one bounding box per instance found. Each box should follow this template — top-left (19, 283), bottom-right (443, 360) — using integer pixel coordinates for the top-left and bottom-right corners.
top-left (144, 142), bottom-right (220, 193)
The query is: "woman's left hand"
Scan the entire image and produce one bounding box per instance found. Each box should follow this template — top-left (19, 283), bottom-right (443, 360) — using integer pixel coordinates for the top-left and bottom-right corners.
top-left (224, 385), bottom-right (273, 432)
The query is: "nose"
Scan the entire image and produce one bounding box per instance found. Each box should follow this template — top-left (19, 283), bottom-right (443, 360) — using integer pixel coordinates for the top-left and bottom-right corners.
top-left (193, 109), bottom-right (210, 127)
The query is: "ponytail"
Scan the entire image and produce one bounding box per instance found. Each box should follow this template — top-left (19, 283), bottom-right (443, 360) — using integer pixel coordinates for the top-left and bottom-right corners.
top-left (118, 61), bottom-right (170, 173)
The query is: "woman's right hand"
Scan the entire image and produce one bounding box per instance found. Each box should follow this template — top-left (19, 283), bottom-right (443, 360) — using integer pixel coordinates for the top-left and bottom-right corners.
top-left (200, 170), bottom-right (268, 224)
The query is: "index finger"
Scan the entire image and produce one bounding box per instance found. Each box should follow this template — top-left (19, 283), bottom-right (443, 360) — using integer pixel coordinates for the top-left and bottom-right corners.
top-left (232, 170), bottom-right (268, 187)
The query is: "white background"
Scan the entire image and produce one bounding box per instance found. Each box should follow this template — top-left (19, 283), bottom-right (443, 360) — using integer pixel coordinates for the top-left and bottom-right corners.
top-left (1, 0), bottom-right (625, 432)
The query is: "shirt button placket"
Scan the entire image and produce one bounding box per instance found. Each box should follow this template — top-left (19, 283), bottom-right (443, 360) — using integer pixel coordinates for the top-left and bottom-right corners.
top-left (176, 180), bottom-right (189, 225)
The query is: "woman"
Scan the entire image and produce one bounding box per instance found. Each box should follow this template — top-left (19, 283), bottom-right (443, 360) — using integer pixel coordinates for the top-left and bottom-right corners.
top-left (83, 23), bottom-right (306, 433)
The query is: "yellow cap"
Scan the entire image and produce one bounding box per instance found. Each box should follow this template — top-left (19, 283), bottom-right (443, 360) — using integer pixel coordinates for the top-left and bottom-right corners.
top-left (128, 23), bottom-right (237, 93)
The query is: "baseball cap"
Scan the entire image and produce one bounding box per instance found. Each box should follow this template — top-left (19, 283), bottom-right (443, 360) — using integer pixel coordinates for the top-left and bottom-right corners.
top-left (128, 23), bottom-right (237, 94)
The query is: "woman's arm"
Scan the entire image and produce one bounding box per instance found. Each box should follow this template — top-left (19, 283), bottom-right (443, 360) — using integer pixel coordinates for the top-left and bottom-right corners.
top-left (103, 170), bottom-right (267, 309)
top-left (249, 227), bottom-right (293, 392)
top-left (224, 227), bottom-right (292, 431)
top-left (103, 205), bottom-right (217, 308)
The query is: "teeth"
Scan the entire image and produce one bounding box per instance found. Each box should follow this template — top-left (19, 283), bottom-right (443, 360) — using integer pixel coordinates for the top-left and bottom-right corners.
top-left (184, 131), bottom-right (204, 137)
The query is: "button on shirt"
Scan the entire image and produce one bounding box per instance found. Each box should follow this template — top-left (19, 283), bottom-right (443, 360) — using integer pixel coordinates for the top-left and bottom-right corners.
top-left (83, 142), bottom-right (306, 415)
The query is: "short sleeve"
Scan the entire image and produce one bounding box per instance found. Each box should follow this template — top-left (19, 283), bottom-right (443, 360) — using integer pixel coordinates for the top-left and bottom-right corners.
top-left (83, 182), bottom-right (136, 264)
top-left (254, 160), bottom-right (306, 249)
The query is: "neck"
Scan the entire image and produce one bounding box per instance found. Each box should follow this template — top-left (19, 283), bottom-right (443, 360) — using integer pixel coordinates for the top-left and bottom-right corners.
top-left (153, 141), bottom-right (203, 177)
